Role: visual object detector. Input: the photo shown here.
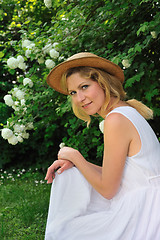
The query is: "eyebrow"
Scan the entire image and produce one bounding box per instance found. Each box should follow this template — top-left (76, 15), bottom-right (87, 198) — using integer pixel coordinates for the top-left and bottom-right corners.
top-left (68, 81), bottom-right (88, 93)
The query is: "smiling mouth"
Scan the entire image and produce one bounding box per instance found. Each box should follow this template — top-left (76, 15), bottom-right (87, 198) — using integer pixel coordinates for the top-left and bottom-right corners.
top-left (82, 102), bottom-right (92, 109)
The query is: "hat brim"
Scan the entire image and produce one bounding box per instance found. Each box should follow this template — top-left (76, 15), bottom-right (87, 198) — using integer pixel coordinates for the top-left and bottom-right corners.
top-left (47, 55), bottom-right (124, 95)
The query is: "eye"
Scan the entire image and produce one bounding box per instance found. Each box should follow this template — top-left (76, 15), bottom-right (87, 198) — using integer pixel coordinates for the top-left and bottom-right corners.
top-left (82, 85), bottom-right (89, 90)
top-left (69, 91), bottom-right (76, 96)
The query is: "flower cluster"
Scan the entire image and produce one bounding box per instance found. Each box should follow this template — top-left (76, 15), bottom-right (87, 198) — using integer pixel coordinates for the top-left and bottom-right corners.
top-left (44, 0), bottom-right (52, 9)
top-left (7, 55), bottom-right (26, 70)
top-left (21, 39), bottom-right (60, 69)
top-left (2, 80), bottom-right (35, 145)
top-left (122, 59), bottom-right (131, 68)
top-left (1, 121), bottom-right (33, 145)
top-left (150, 31), bottom-right (157, 39)
top-left (3, 36), bottom-right (61, 145)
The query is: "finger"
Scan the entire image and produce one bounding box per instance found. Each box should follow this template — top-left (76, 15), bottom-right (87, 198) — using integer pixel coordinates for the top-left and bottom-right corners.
top-left (56, 162), bottom-right (72, 174)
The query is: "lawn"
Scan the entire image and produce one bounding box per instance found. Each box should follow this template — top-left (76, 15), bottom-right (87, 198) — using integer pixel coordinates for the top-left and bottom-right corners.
top-left (0, 168), bottom-right (51, 240)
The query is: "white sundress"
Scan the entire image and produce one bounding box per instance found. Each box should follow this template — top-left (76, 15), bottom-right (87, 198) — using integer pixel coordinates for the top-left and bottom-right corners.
top-left (45, 106), bottom-right (160, 240)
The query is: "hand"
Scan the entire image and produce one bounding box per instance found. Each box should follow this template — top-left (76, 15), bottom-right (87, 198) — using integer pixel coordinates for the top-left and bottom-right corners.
top-left (45, 159), bottom-right (74, 183)
top-left (58, 146), bottom-right (79, 162)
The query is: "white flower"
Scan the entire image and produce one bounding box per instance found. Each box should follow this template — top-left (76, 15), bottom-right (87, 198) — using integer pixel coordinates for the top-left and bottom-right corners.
top-left (25, 49), bottom-right (31, 58)
top-left (22, 39), bottom-right (32, 48)
top-left (49, 49), bottom-right (59, 59)
top-left (21, 132), bottom-right (29, 139)
top-left (43, 44), bottom-right (52, 54)
top-left (150, 31), bottom-right (157, 39)
top-left (53, 42), bottom-right (59, 50)
top-left (18, 62), bottom-right (26, 70)
top-left (99, 120), bottom-right (104, 133)
top-left (45, 59), bottom-right (55, 69)
top-left (8, 135), bottom-right (18, 145)
top-left (23, 78), bottom-right (33, 87)
top-left (15, 90), bottom-right (25, 100)
top-left (13, 124), bottom-right (25, 133)
top-left (1, 128), bottom-right (13, 139)
top-left (12, 105), bottom-right (20, 111)
top-left (59, 142), bottom-right (65, 149)
top-left (38, 57), bottom-right (45, 64)
top-left (44, 0), bottom-right (52, 8)
top-left (29, 43), bottom-right (35, 49)
top-left (12, 87), bottom-right (19, 96)
top-left (17, 135), bottom-right (23, 143)
top-left (17, 55), bottom-right (24, 63)
top-left (58, 56), bottom-right (65, 61)
top-left (4, 94), bottom-right (14, 106)
top-left (21, 99), bottom-right (25, 106)
top-left (7, 57), bottom-right (19, 69)
top-left (122, 59), bottom-right (131, 68)
top-left (26, 122), bottom-right (34, 130)
top-left (14, 101), bottom-right (19, 106)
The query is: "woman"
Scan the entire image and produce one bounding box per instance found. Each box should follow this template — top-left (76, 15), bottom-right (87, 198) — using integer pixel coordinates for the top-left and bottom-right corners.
top-left (45, 52), bottom-right (160, 240)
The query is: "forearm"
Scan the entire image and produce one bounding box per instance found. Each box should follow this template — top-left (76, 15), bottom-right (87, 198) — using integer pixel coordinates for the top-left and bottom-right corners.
top-left (87, 162), bottom-right (102, 173)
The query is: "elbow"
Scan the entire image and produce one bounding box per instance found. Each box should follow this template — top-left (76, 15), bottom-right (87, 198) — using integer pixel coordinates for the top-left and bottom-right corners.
top-left (100, 187), bottom-right (118, 200)
top-left (101, 192), bottom-right (115, 200)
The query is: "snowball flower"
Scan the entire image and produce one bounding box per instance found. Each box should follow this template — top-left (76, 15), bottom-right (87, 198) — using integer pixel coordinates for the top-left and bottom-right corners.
top-left (4, 94), bottom-right (14, 106)
top-left (99, 120), bottom-right (104, 133)
top-left (150, 31), bottom-right (157, 39)
top-left (45, 59), bottom-right (55, 69)
top-left (25, 49), bottom-right (31, 58)
top-left (23, 78), bottom-right (33, 88)
top-left (15, 90), bottom-right (25, 100)
top-left (21, 99), bottom-right (25, 106)
top-left (12, 87), bottom-right (19, 96)
top-left (1, 128), bottom-right (13, 140)
top-left (8, 135), bottom-right (18, 145)
top-left (26, 122), bottom-right (34, 130)
top-left (44, 0), bottom-right (52, 8)
top-left (17, 55), bottom-right (24, 63)
top-left (18, 62), bottom-right (26, 70)
top-left (38, 57), bottom-right (45, 64)
top-left (22, 39), bottom-right (32, 48)
top-left (13, 124), bottom-right (25, 133)
top-left (17, 135), bottom-right (23, 143)
top-left (59, 142), bottom-right (65, 149)
top-left (12, 105), bottom-right (20, 111)
top-left (53, 42), bottom-right (59, 50)
top-left (43, 43), bottom-right (53, 54)
top-left (122, 59), bottom-right (131, 68)
top-left (26, 43), bottom-right (35, 50)
top-left (50, 49), bottom-right (59, 59)
top-left (21, 132), bottom-right (29, 139)
top-left (7, 57), bottom-right (19, 69)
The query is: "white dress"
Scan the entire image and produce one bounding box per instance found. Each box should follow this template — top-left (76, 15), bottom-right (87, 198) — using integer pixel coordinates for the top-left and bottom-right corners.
top-left (45, 106), bottom-right (160, 240)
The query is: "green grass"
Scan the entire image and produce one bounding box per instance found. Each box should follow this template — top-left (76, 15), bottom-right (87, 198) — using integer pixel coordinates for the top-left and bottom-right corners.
top-left (0, 168), bottom-right (51, 240)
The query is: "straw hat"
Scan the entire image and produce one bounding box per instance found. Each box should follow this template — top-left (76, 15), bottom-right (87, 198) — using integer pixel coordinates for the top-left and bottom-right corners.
top-left (47, 52), bottom-right (124, 95)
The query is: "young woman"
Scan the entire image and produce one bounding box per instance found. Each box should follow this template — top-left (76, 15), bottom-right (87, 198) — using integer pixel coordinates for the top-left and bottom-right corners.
top-left (45, 52), bottom-right (160, 240)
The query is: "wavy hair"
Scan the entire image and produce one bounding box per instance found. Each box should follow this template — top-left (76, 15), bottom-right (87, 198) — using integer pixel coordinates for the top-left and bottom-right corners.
top-left (61, 67), bottom-right (153, 125)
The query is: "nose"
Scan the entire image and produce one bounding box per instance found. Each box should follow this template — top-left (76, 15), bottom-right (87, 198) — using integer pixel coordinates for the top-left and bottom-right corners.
top-left (76, 91), bottom-right (85, 102)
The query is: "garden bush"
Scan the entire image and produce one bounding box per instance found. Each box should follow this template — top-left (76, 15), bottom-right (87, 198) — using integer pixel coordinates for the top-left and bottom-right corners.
top-left (0, 0), bottom-right (159, 169)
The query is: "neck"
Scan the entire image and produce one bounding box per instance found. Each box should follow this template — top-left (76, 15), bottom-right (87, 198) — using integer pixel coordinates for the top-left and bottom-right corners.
top-left (100, 98), bottom-right (128, 119)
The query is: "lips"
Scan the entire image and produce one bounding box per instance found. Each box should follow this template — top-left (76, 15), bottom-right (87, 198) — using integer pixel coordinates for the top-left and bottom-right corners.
top-left (82, 102), bottom-right (92, 109)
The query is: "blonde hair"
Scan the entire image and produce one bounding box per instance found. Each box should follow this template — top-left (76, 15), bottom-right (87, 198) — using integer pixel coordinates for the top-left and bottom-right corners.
top-left (61, 67), bottom-right (153, 124)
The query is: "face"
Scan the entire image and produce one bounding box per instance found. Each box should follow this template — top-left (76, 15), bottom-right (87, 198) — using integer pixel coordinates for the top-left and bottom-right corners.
top-left (67, 72), bottom-right (106, 116)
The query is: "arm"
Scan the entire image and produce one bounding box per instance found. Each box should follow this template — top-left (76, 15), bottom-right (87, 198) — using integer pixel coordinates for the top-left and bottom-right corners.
top-left (46, 113), bottom-right (132, 199)
top-left (69, 113), bottom-right (131, 199)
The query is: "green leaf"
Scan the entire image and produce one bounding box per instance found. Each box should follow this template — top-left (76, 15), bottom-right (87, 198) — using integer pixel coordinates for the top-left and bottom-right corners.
top-left (0, 51), bottom-right (5, 59)
top-left (135, 44), bottom-right (142, 53)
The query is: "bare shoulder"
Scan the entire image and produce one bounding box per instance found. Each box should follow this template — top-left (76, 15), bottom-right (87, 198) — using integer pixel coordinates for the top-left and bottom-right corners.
top-left (103, 112), bottom-right (134, 144)
top-left (104, 112), bottom-right (130, 130)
